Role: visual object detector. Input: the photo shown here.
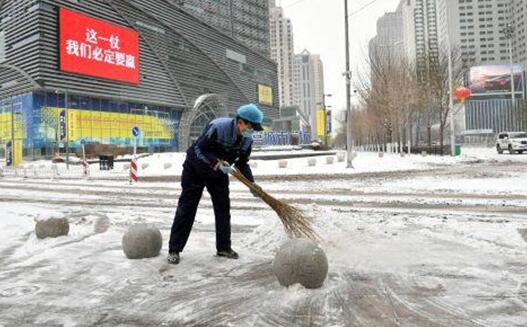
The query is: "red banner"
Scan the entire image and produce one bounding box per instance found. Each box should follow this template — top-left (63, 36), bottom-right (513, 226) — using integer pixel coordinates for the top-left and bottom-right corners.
top-left (59, 8), bottom-right (140, 84)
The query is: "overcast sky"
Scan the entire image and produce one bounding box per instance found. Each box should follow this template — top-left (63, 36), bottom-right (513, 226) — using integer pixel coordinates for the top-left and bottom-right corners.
top-left (279, 0), bottom-right (400, 119)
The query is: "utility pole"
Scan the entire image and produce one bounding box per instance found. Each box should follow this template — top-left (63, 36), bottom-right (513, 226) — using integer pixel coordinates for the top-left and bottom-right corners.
top-left (344, 0), bottom-right (353, 168)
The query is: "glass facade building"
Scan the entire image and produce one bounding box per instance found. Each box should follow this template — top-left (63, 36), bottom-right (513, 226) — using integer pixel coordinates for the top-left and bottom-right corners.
top-left (0, 0), bottom-right (278, 161)
top-left (0, 92), bottom-right (179, 159)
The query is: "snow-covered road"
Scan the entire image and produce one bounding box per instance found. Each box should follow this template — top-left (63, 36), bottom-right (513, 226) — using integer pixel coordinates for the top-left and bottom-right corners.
top-left (1, 151), bottom-right (526, 326)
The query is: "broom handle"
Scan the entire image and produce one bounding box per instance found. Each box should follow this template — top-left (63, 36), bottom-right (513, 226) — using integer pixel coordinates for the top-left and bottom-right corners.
top-left (230, 167), bottom-right (259, 191)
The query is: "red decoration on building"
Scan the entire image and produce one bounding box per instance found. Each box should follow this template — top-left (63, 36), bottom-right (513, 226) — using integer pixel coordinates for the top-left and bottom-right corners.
top-left (59, 8), bottom-right (140, 84)
top-left (454, 86), bottom-right (471, 102)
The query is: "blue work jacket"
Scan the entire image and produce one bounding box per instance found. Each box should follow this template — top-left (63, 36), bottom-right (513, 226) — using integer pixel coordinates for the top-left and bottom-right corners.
top-left (186, 117), bottom-right (254, 182)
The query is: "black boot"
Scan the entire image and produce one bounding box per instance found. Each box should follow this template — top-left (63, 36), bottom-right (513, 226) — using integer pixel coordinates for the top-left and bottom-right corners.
top-left (217, 248), bottom-right (239, 259)
top-left (167, 252), bottom-right (180, 264)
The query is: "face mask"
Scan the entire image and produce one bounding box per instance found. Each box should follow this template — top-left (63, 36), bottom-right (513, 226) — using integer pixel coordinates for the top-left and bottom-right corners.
top-left (243, 129), bottom-right (254, 138)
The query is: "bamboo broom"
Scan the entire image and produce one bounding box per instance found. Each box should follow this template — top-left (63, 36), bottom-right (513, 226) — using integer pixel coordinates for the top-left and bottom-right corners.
top-left (230, 167), bottom-right (320, 241)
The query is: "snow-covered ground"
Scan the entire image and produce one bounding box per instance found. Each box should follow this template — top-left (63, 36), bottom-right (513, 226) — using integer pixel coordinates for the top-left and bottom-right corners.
top-left (4, 146), bottom-right (527, 180)
top-left (1, 148), bottom-right (527, 326)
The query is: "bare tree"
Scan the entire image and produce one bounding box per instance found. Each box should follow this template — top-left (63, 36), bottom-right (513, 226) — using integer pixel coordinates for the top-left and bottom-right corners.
top-left (353, 44), bottom-right (424, 152)
top-left (425, 48), bottom-right (465, 155)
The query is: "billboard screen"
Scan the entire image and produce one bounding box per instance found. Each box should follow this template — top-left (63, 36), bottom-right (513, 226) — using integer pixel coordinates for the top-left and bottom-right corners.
top-left (59, 8), bottom-right (140, 84)
top-left (469, 65), bottom-right (524, 96)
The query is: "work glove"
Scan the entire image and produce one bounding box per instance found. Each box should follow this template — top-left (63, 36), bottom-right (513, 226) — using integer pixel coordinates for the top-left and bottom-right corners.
top-left (250, 183), bottom-right (262, 198)
top-left (219, 161), bottom-right (234, 175)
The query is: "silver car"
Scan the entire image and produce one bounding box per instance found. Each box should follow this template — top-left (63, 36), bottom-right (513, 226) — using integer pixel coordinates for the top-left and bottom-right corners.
top-left (496, 132), bottom-right (527, 154)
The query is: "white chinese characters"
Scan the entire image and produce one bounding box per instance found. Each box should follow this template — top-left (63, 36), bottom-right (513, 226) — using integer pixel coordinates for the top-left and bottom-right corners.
top-left (65, 27), bottom-right (135, 69)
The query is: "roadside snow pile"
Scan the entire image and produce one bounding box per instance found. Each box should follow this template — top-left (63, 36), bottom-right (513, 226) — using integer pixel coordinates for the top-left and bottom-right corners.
top-left (241, 218), bottom-right (287, 252)
top-left (241, 204), bottom-right (345, 255)
top-left (137, 152), bottom-right (186, 177)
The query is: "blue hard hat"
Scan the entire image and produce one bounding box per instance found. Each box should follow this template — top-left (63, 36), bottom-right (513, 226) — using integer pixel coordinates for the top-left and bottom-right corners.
top-left (237, 103), bottom-right (264, 131)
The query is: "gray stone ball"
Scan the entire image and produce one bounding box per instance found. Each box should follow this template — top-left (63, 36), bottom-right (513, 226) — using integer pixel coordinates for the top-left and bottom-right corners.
top-left (35, 218), bottom-right (69, 239)
top-left (273, 239), bottom-right (328, 289)
top-left (94, 216), bottom-right (111, 233)
top-left (122, 224), bottom-right (162, 259)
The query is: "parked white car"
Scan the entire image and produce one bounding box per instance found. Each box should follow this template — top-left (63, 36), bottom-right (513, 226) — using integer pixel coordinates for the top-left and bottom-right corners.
top-left (496, 131), bottom-right (527, 154)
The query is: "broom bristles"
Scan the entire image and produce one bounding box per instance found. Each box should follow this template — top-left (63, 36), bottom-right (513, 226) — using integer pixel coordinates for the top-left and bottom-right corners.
top-left (231, 168), bottom-right (320, 241)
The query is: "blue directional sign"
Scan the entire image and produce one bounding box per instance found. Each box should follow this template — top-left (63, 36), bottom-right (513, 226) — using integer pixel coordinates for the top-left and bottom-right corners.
top-left (6, 141), bottom-right (12, 167)
top-left (326, 111), bottom-right (332, 134)
top-left (80, 139), bottom-right (86, 146)
top-left (132, 126), bottom-right (140, 137)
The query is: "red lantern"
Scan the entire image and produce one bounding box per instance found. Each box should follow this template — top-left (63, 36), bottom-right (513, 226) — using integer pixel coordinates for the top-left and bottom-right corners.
top-left (454, 87), bottom-right (471, 102)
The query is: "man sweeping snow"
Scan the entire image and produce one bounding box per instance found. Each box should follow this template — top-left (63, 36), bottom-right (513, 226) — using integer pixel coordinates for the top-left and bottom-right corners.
top-left (167, 104), bottom-right (264, 264)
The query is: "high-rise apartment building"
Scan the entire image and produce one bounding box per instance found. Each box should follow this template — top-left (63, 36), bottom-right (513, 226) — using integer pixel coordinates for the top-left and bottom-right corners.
top-left (436, 0), bottom-right (511, 66)
top-left (269, 5), bottom-right (296, 107)
top-left (399, 0), bottom-right (439, 79)
top-left (173, 0), bottom-right (271, 57)
top-left (511, 0), bottom-right (527, 68)
top-left (294, 50), bottom-right (325, 137)
top-left (369, 11), bottom-right (404, 61)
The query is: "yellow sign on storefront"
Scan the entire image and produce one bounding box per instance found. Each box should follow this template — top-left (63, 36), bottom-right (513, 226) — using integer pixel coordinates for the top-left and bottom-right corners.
top-left (316, 108), bottom-right (326, 138)
top-left (258, 84), bottom-right (273, 106)
top-left (43, 107), bottom-right (173, 142)
top-left (0, 112), bottom-right (24, 167)
top-left (13, 140), bottom-right (22, 167)
top-left (0, 112), bottom-right (25, 141)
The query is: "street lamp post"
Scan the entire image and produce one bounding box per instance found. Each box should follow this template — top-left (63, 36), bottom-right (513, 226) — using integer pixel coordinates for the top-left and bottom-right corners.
top-left (344, 0), bottom-right (353, 168)
top-left (503, 24), bottom-right (516, 106)
top-left (446, 22), bottom-right (456, 156)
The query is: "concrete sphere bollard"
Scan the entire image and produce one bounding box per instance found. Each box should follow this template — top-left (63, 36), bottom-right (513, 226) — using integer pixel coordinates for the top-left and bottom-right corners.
top-left (35, 217), bottom-right (69, 239)
top-left (378, 152), bottom-right (384, 158)
top-left (273, 239), bottom-right (328, 289)
top-left (326, 156), bottom-right (335, 164)
top-left (122, 224), bottom-right (162, 259)
top-left (249, 161), bottom-right (258, 169)
top-left (278, 160), bottom-right (288, 169)
top-left (141, 163), bottom-right (150, 170)
top-left (164, 163), bottom-right (172, 170)
top-left (94, 216), bottom-right (111, 233)
top-left (307, 158), bottom-right (317, 167)
top-left (337, 152), bottom-right (345, 162)
top-left (123, 164), bottom-right (130, 171)
top-left (421, 151), bottom-right (427, 157)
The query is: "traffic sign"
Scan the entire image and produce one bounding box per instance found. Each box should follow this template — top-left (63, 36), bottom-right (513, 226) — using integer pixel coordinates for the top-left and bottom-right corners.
top-left (80, 139), bottom-right (86, 146)
top-left (132, 126), bottom-right (140, 137)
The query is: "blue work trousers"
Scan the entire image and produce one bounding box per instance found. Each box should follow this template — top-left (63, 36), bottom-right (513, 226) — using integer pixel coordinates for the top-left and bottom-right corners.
top-left (169, 159), bottom-right (231, 253)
